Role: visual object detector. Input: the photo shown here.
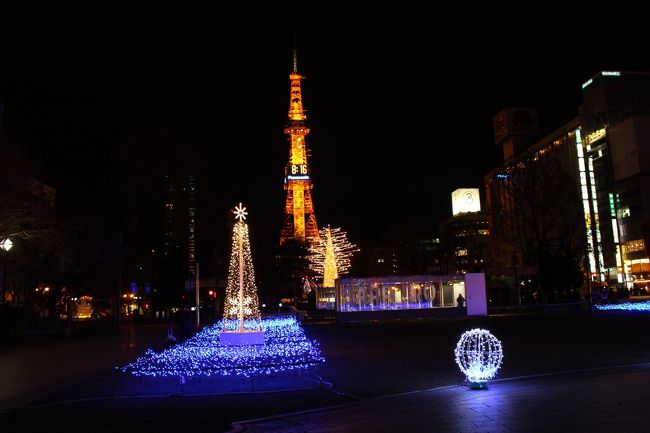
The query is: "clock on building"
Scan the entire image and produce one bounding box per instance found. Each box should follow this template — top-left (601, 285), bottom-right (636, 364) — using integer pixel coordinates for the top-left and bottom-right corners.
top-left (452, 188), bottom-right (481, 216)
top-left (290, 164), bottom-right (308, 175)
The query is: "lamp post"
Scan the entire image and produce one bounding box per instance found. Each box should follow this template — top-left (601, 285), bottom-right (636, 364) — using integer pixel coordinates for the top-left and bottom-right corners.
top-left (1, 238), bottom-right (13, 305)
top-left (512, 251), bottom-right (520, 308)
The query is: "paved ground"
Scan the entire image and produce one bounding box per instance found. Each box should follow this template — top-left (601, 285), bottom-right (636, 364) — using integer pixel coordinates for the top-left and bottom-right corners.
top-left (230, 364), bottom-right (650, 432)
top-left (1, 311), bottom-right (649, 432)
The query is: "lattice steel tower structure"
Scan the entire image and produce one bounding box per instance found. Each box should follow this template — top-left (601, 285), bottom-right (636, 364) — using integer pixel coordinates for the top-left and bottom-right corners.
top-left (279, 49), bottom-right (320, 245)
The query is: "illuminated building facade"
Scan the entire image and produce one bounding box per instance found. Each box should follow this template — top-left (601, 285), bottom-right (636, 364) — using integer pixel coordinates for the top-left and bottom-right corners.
top-left (580, 71), bottom-right (650, 290)
top-left (279, 50), bottom-right (319, 246)
top-left (486, 72), bottom-right (650, 299)
top-left (439, 189), bottom-right (490, 275)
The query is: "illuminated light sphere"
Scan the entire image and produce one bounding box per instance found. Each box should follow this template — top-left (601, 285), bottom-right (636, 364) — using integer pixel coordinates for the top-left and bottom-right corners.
top-left (454, 328), bottom-right (503, 389)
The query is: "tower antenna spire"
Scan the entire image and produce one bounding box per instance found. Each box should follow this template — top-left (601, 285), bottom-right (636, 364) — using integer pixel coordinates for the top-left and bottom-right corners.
top-left (292, 33), bottom-right (298, 73)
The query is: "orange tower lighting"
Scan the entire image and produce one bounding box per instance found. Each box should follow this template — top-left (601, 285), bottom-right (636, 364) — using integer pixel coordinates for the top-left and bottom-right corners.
top-left (279, 47), bottom-right (320, 245)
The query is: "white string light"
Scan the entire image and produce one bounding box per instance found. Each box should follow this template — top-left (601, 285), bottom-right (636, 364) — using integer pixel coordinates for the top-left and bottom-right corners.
top-left (309, 226), bottom-right (358, 288)
top-left (222, 203), bottom-right (262, 333)
top-left (454, 328), bottom-right (503, 389)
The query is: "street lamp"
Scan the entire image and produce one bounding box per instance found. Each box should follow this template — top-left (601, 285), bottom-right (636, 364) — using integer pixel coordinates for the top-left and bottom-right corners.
top-left (1, 238), bottom-right (13, 305)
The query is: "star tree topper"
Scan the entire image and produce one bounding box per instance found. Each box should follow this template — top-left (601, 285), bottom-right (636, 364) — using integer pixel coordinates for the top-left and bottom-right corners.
top-left (234, 203), bottom-right (248, 222)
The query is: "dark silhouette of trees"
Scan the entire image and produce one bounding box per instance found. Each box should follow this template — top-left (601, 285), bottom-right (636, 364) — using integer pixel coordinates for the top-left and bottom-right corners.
top-left (0, 137), bottom-right (82, 310)
top-left (490, 156), bottom-right (586, 300)
top-left (272, 239), bottom-right (311, 307)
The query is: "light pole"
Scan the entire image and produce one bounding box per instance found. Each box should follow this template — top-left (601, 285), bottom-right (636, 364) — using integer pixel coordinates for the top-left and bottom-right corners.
top-left (512, 251), bottom-right (520, 308)
top-left (1, 238), bottom-right (13, 306)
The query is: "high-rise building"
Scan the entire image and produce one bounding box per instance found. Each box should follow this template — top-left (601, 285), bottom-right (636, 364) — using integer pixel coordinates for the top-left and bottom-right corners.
top-left (279, 49), bottom-right (320, 246)
top-left (580, 71), bottom-right (650, 289)
top-left (485, 71), bottom-right (650, 301)
top-left (439, 188), bottom-right (490, 275)
top-left (161, 173), bottom-right (197, 308)
top-left (485, 111), bottom-right (584, 304)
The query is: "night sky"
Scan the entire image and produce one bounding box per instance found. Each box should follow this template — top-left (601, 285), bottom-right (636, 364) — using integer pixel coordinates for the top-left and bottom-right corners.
top-left (1, 4), bottom-right (649, 275)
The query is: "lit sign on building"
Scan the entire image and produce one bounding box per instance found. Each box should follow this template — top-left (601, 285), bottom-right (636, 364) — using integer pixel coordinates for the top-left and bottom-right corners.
top-left (585, 128), bottom-right (606, 145)
top-left (609, 193), bottom-right (616, 218)
top-left (583, 72), bottom-right (621, 90)
top-left (452, 188), bottom-right (481, 216)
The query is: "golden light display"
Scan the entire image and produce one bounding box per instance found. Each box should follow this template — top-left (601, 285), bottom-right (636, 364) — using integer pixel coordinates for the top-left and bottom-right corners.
top-left (309, 226), bottom-right (359, 288)
top-left (279, 48), bottom-right (319, 245)
top-left (222, 203), bottom-right (262, 333)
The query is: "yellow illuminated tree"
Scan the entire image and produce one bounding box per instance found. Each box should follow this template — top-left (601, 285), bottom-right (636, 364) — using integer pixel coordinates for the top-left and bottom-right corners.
top-left (309, 226), bottom-right (358, 288)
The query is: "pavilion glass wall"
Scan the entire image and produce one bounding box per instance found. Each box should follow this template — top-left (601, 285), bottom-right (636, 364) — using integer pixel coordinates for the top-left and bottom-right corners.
top-left (337, 275), bottom-right (466, 312)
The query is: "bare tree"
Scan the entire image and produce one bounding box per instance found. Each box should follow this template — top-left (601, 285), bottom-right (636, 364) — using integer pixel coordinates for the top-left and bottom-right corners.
top-left (490, 156), bottom-right (586, 299)
top-left (0, 142), bottom-right (80, 308)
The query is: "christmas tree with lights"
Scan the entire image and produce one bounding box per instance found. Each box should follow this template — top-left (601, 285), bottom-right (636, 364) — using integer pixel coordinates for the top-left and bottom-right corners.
top-left (220, 203), bottom-right (264, 346)
top-left (309, 225), bottom-right (358, 288)
top-left (116, 203), bottom-right (324, 388)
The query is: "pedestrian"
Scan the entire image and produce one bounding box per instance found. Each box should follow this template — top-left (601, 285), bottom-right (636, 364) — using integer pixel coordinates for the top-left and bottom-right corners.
top-left (456, 293), bottom-right (465, 308)
top-left (179, 305), bottom-right (193, 341)
top-left (601, 286), bottom-right (609, 304)
top-left (165, 325), bottom-right (177, 347)
top-left (591, 288), bottom-right (599, 306)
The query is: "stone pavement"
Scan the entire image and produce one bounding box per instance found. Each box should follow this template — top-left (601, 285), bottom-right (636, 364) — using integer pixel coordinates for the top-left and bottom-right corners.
top-left (0, 321), bottom-right (152, 412)
top-left (229, 364), bottom-right (650, 433)
top-left (3, 314), bottom-right (650, 433)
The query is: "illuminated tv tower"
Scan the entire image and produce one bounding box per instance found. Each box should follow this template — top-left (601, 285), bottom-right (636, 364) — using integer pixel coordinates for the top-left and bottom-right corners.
top-left (279, 47), bottom-right (320, 245)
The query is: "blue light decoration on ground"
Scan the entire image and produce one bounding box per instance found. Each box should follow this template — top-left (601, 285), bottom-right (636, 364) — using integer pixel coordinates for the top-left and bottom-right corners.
top-left (594, 300), bottom-right (650, 311)
top-left (117, 316), bottom-right (324, 384)
top-left (454, 328), bottom-right (503, 390)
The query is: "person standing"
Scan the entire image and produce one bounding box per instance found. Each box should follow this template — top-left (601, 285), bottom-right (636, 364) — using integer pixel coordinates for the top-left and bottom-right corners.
top-left (179, 305), bottom-right (193, 342)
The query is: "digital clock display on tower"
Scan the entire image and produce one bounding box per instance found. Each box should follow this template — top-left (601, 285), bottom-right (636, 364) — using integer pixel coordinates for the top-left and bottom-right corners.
top-left (291, 164), bottom-right (308, 175)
